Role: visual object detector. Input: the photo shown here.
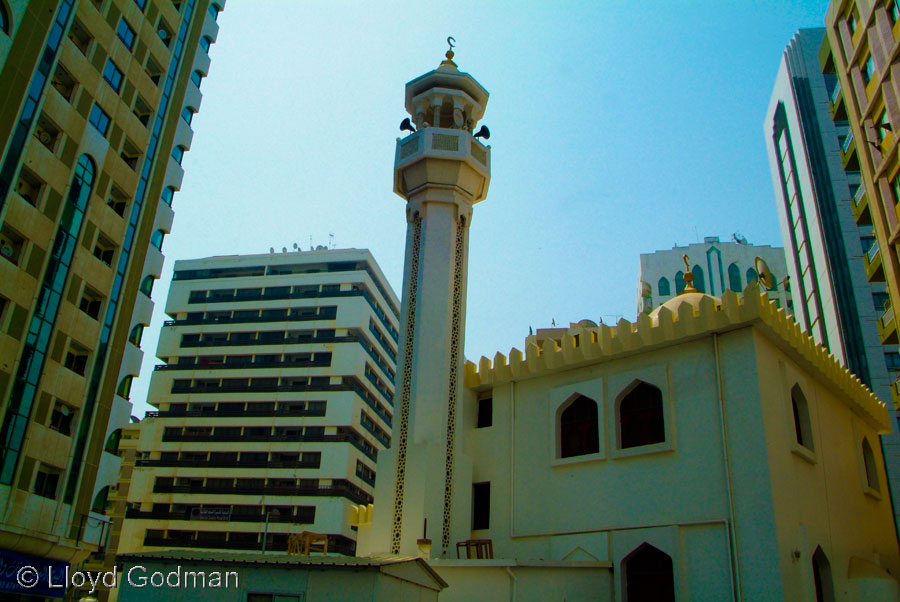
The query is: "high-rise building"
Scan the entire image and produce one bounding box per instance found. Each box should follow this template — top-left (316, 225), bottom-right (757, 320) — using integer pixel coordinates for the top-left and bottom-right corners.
top-left (766, 27), bottom-right (900, 533)
top-left (636, 236), bottom-right (791, 316)
top-left (113, 249), bottom-right (399, 558)
top-left (821, 2), bottom-right (900, 390)
top-left (0, 0), bottom-right (223, 589)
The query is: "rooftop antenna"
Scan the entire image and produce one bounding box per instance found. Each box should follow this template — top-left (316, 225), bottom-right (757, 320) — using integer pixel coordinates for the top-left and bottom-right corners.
top-left (329, 232), bottom-right (335, 249)
top-left (309, 235), bottom-right (313, 251)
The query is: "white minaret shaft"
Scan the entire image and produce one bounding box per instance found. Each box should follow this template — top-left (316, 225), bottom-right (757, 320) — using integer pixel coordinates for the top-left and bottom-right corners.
top-left (387, 46), bottom-right (491, 557)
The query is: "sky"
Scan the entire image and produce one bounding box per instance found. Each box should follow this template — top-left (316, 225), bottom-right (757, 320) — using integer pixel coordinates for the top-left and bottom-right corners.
top-left (130, 0), bottom-right (829, 417)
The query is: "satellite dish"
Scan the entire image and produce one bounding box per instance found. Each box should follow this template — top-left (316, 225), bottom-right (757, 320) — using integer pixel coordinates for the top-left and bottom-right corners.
top-left (755, 257), bottom-right (774, 289)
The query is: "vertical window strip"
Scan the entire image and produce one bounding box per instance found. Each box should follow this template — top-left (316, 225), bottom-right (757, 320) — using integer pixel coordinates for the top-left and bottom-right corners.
top-left (63, 0), bottom-right (199, 503)
top-left (0, 155), bottom-right (94, 484)
top-left (0, 0), bottom-right (75, 213)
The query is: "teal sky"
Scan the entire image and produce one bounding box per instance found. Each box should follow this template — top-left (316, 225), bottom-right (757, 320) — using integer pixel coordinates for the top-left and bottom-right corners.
top-left (131, 1), bottom-right (829, 416)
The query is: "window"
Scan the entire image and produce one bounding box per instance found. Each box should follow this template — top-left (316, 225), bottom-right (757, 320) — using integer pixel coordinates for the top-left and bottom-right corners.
top-left (140, 276), bottom-right (155, 298)
top-left (134, 0), bottom-right (146, 10)
top-left (656, 277), bottom-right (670, 297)
top-left (0, 225), bottom-right (24, 265)
top-left (892, 173), bottom-right (900, 205)
top-left (102, 58), bottom-right (123, 93)
top-left (79, 288), bottom-right (103, 320)
top-left (117, 17), bottom-right (136, 50)
top-left (477, 395), bottom-right (492, 428)
top-left (68, 19), bottom-right (92, 55)
top-left (863, 54), bottom-right (875, 85)
top-left (145, 55), bottom-right (164, 86)
top-left (49, 402), bottom-right (74, 435)
top-left (618, 381), bottom-right (665, 449)
top-left (34, 115), bottom-right (60, 153)
top-left (728, 262), bottom-right (741, 292)
top-left (472, 482), bottom-right (489, 530)
top-left (157, 19), bottom-right (174, 47)
top-left (873, 292), bottom-right (890, 312)
top-left (181, 106), bottom-right (194, 125)
top-left (623, 543), bottom-right (675, 602)
top-left (89, 103), bottom-right (111, 136)
top-left (50, 64), bottom-right (77, 102)
top-left (812, 547), bottom-right (835, 602)
top-left (675, 271), bottom-right (685, 294)
top-left (128, 323), bottom-right (144, 346)
top-left (863, 437), bottom-right (880, 491)
top-left (848, 11), bottom-right (858, 34)
top-left (691, 265), bottom-right (705, 293)
top-left (34, 468), bottom-right (60, 500)
top-left (199, 36), bottom-right (212, 53)
top-left (64, 345), bottom-right (88, 376)
top-left (161, 186), bottom-right (175, 206)
top-left (877, 109), bottom-right (890, 142)
top-left (93, 234), bottom-right (115, 267)
top-left (746, 268), bottom-right (758, 284)
top-left (892, 0), bottom-right (900, 25)
top-left (0, 1), bottom-right (9, 35)
top-left (559, 394), bottom-right (599, 458)
top-left (120, 138), bottom-right (140, 171)
top-left (208, 3), bottom-right (220, 20)
top-left (105, 429), bottom-right (122, 455)
top-left (885, 351), bottom-right (900, 371)
top-left (150, 230), bottom-right (165, 251)
top-left (790, 384), bottom-right (814, 452)
top-left (172, 145), bottom-right (186, 164)
top-left (190, 70), bottom-right (203, 87)
top-left (117, 376), bottom-right (133, 399)
top-left (91, 486), bottom-right (110, 514)
top-left (131, 95), bottom-right (152, 127)
top-left (107, 186), bottom-right (128, 217)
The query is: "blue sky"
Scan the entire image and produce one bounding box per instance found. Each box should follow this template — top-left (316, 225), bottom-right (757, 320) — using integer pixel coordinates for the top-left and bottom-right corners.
top-left (131, 0), bottom-right (829, 416)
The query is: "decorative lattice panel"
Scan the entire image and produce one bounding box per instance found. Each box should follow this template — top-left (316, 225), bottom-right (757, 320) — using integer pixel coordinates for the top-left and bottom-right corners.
top-left (390, 214), bottom-right (422, 554)
top-left (441, 216), bottom-right (466, 554)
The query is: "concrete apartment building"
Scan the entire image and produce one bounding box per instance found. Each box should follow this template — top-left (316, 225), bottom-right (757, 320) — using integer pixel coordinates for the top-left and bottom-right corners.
top-left (112, 249), bottom-right (399, 561)
top-left (636, 236), bottom-right (791, 316)
top-left (820, 1), bottom-right (900, 395)
top-left (0, 0), bottom-right (222, 596)
top-left (765, 27), bottom-right (900, 534)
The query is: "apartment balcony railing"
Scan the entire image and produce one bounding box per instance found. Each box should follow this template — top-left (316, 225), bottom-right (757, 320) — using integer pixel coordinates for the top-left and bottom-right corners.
top-left (880, 305), bottom-right (898, 345)
top-left (142, 534), bottom-right (356, 556)
top-left (854, 184), bottom-right (866, 205)
top-left (355, 468), bottom-right (376, 486)
top-left (151, 479), bottom-right (373, 505)
top-left (136, 458), bottom-right (322, 469)
top-left (867, 240), bottom-right (881, 263)
top-left (882, 305), bottom-right (895, 328)
top-left (155, 359), bottom-right (332, 371)
top-left (164, 307), bottom-right (338, 327)
top-left (161, 429), bottom-right (379, 462)
top-left (126, 507), bottom-right (316, 523)
top-left (145, 406), bottom-right (327, 419)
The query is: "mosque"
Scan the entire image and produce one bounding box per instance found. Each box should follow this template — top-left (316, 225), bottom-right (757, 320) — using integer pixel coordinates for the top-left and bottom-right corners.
top-left (349, 46), bottom-right (900, 601)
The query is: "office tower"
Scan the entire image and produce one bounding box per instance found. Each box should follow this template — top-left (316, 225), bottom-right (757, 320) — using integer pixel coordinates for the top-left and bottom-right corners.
top-left (114, 249), bottom-right (399, 557)
top-left (636, 236), bottom-right (791, 316)
top-left (822, 4), bottom-right (900, 386)
top-left (0, 0), bottom-right (223, 588)
top-left (766, 27), bottom-right (900, 532)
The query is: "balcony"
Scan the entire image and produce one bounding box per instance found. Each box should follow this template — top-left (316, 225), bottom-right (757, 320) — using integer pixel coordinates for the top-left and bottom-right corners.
top-left (142, 533), bottom-right (356, 556)
top-left (879, 305), bottom-right (899, 344)
top-left (126, 507), bottom-right (316, 524)
top-left (830, 81), bottom-right (847, 120)
top-left (145, 405), bottom-right (326, 419)
top-left (864, 241), bottom-right (885, 282)
top-left (151, 478), bottom-right (373, 505)
top-left (841, 131), bottom-right (859, 170)
top-left (852, 184), bottom-right (871, 224)
top-left (136, 458), bottom-right (322, 469)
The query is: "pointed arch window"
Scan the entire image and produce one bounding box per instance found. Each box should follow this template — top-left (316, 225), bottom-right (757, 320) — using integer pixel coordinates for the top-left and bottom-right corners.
top-left (139, 276), bottom-right (155, 298)
top-left (728, 262), bottom-right (741, 292)
top-left (862, 437), bottom-right (880, 491)
top-left (105, 428), bottom-right (122, 455)
top-left (812, 547), bottom-right (835, 602)
top-left (746, 268), bottom-right (758, 284)
top-left (618, 381), bottom-right (665, 449)
top-left (0, 1), bottom-right (10, 35)
top-left (558, 395), bottom-right (599, 458)
top-left (116, 376), bottom-right (133, 399)
top-left (623, 543), bottom-right (675, 602)
top-left (657, 277), bottom-right (670, 297)
top-left (128, 323), bottom-right (145, 346)
top-left (150, 230), bottom-right (165, 251)
top-left (91, 485), bottom-right (110, 514)
top-left (675, 271), bottom-right (685, 294)
top-left (691, 265), bottom-right (705, 293)
top-left (790, 384), bottom-right (813, 451)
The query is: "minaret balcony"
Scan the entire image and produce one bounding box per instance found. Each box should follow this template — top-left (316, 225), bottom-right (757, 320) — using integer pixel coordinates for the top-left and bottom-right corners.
top-left (394, 127), bottom-right (491, 203)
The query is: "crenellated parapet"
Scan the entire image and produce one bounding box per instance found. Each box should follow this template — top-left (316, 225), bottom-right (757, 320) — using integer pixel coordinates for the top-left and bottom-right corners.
top-left (465, 284), bottom-right (890, 432)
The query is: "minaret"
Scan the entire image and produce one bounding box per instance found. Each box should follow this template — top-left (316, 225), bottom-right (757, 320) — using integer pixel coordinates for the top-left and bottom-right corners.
top-left (360, 42), bottom-right (490, 558)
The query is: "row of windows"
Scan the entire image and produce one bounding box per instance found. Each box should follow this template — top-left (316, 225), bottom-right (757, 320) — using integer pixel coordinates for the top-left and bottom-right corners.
top-left (158, 400), bottom-right (326, 416)
top-left (141, 450), bottom-right (322, 467)
top-left (654, 263), bottom-right (774, 298)
top-left (133, 502), bottom-right (315, 523)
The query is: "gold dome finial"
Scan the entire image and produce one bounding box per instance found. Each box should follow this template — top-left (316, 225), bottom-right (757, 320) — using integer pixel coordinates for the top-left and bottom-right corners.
top-left (681, 254), bottom-right (699, 294)
top-left (441, 36), bottom-right (458, 68)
